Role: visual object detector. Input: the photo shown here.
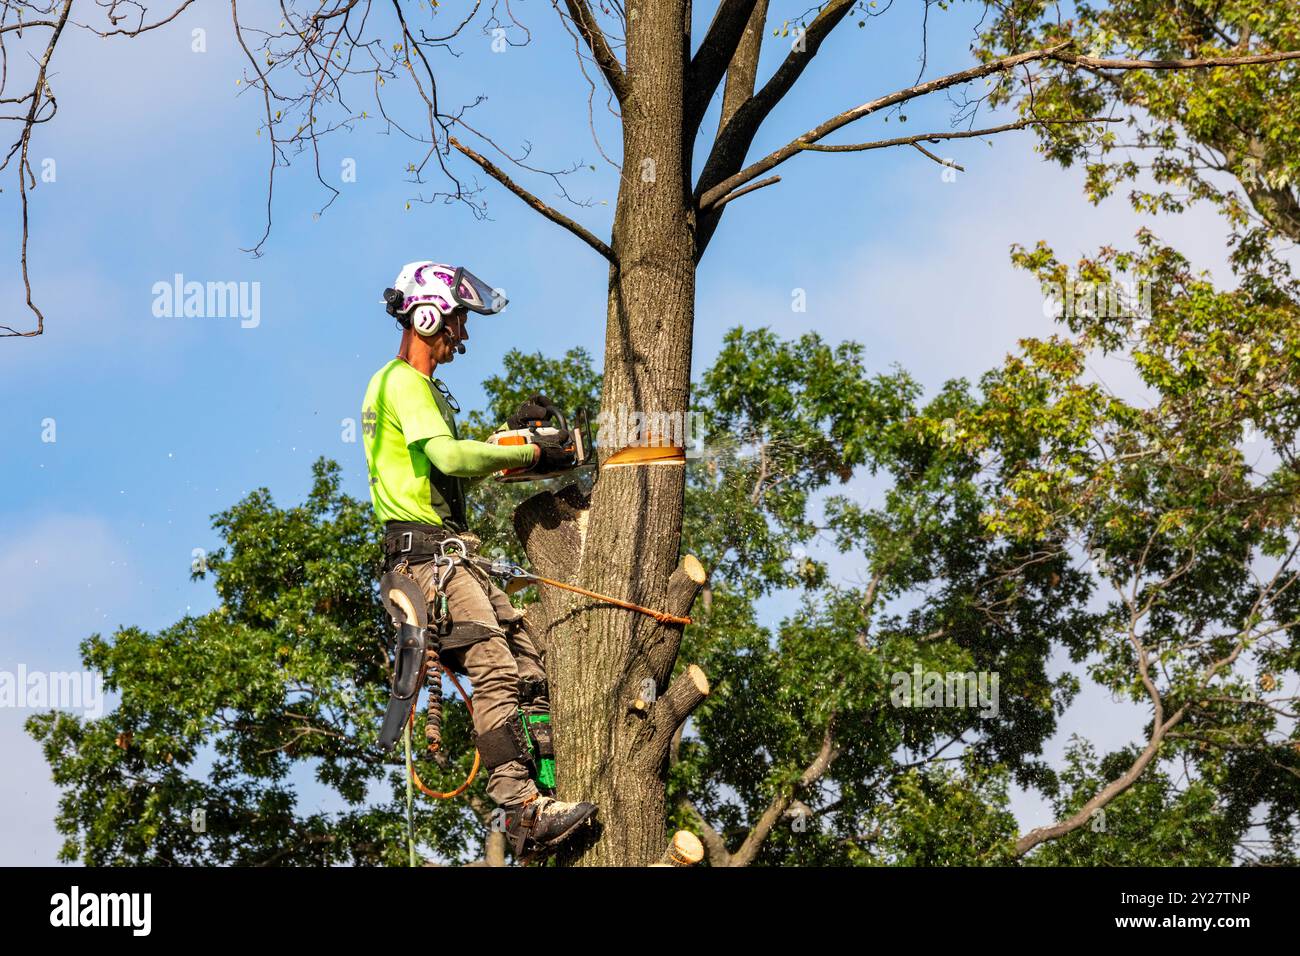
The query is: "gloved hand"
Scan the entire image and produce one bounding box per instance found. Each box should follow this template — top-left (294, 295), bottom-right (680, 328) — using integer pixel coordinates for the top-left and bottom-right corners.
top-left (508, 394), bottom-right (562, 431)
top-left (531, 431), bottom-right (577, 473)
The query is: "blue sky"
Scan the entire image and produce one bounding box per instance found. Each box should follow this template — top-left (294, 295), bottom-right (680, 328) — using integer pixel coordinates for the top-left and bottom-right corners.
top-left (0, 2), bottom-right (1242, 863)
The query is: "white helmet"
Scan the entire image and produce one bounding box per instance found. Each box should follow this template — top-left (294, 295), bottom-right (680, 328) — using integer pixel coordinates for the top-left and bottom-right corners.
top-left (381, 261), bottom-right (507, 336)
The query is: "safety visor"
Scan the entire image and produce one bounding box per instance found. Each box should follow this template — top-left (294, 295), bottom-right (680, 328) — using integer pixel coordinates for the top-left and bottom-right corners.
top-left (452, 266), bottom-right (507, 315)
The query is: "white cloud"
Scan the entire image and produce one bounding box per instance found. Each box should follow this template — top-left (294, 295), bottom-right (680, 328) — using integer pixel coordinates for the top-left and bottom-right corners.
top-left (700, 151), bottom-right (1240, 400)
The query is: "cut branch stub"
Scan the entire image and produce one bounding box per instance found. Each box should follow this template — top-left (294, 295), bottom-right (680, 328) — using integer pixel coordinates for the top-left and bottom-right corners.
top-left (641, 554), bottom-right (708, 682)
top-left (654, 664), bottom-right (710, 734)
top-left (650, 830), bottom-right (705, 867)
top-left (631, 663), bottom-right (711, 773)
top-left (666, 554), bottom-right (707, 621)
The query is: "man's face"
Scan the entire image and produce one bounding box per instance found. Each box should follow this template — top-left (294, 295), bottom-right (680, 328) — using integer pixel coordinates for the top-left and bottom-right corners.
top-left (431, 308), bottom-right (469, 364)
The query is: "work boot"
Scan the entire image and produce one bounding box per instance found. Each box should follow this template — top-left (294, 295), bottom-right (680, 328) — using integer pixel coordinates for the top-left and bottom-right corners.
top-left (502, 795), bottom-right (598, 859)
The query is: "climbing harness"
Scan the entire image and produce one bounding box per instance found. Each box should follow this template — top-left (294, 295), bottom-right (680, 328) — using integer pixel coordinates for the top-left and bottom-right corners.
top-left (380, 535), bottom-right (689, 865)
top-left (380, 550), bottom-right (482, 812)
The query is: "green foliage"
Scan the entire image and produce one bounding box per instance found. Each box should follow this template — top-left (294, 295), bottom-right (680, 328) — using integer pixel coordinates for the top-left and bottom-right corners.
top-left (674, 326), bottom-right (1099, 865)
top-left (1029, 738), bottom-right (1239, 866)
top-left (27, 460), bottom-right (489, 865)
top-left (978, 1), bottom-right (1300, 258)
top-left (687, 327), bottom-right (920, 599)
top-left (864, 763), bottom-right (1020, 866)
top-left (30, 247), bottom-right (1300, 866)
top-left (908, 232), bottom-right (1300, 863)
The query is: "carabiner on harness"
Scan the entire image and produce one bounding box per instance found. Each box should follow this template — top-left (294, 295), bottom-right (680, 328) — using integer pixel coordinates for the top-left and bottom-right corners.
top-left (484, 557), bottom-right (533, 582)
top-left (427, 554), bottom-right (455, 636)
top-left (440, 537), bottom-right (469, 560)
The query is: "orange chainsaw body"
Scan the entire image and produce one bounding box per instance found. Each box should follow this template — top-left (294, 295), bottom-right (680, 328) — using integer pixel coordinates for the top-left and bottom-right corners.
top-left (487, 408), bottom-right (593, 482)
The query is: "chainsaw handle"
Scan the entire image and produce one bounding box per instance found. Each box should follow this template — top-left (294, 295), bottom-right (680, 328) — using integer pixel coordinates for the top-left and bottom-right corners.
top-left (508, 394), bottom-right (564, 432)
top-left (539, 406), bottom-right (568, 436)
top-left (523, 403), bottom-right (570, 447)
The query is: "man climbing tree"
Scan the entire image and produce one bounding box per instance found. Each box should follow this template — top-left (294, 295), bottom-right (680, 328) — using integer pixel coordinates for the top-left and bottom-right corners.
top-left (363, 260), bottom-right (597, 858)
top-left (10, 0), bottom-right (1300, 868)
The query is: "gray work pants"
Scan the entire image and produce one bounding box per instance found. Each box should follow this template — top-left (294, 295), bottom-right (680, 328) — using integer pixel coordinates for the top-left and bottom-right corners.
top-left (406, 557), bottom-right (548, 808)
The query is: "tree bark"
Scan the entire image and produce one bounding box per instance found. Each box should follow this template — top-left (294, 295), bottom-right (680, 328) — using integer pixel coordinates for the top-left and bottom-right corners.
top-left (518, 0), bottom-right (702, 867)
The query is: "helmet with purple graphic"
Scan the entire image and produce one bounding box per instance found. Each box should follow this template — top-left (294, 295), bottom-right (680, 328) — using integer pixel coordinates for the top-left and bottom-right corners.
top-left (381, 261), bottom-right (507, 336)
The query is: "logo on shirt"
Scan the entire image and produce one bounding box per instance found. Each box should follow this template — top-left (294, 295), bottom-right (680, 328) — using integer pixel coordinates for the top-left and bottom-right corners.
top-left (362, 407), bottom-right (377, 438)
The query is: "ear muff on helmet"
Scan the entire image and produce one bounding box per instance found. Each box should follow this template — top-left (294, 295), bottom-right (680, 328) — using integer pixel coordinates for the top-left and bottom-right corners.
top-left (384, 288), bottom-right (447, 337)
top-left (409, 304), bottom-right (445, 337)
top-left (383, 261), bottom-right (500, 337)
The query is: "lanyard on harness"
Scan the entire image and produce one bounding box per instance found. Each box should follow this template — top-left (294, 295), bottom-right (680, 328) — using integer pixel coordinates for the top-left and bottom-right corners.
top-left (463, 553), bottom-right (692, 627)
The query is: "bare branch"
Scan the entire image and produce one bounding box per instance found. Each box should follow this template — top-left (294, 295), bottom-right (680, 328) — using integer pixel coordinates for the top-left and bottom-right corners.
top-left (311, 0), bottom-right (362, 24)
top-left (708, 173), bottom-right (780, 211)
top-left (792, 115), bottom-right (1121, 155)
top-left (559, 0), bottom-right (626, 102)
top-left (448, 135), bottom-right (616, 263)
top-left (695, 0), bottom-right (855, 210)
top-left (0, 19), bottom-right (58, 36)
top-left (1055, 49), bottom-right (1300, 71)
top-left (696, 41), bottom-right (1300, 211)
top-left (684, 0), bottom-right (760, 139)
top-left (229, 0), bottom-right (277, 257)
top-left (0, 0), bottom-right (71, 338)
top-left (78, 1), bottom-right (196, 38)
top-left (697, 41), bottom-right (1076, 210)
top-left (729, 717), bottom-right (837, 867)
top-left (911, 142), bottom-right (962, 171)
top-left (724, 115), bottom-right (1120, 191)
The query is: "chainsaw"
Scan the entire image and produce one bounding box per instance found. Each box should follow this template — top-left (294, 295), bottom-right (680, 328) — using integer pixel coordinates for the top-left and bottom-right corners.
top-left (486, 406), bottom-right (594, 482)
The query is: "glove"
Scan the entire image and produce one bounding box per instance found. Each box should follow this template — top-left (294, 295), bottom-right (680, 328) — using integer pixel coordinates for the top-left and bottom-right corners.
top-left (508, 394), bottom-right (561, 430)
top-left (531, 431), bottom-right (577, 473)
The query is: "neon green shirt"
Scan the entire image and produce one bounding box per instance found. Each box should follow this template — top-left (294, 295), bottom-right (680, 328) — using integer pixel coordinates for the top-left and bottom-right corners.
top-left (361, 359), bottom-right (534, 526)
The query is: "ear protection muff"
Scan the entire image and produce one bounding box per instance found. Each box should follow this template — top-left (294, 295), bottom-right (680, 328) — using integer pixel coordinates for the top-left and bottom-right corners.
top-left (409, 303), bottom-right (445, 337)
top-left (384, 287), bottom-right (446, 338)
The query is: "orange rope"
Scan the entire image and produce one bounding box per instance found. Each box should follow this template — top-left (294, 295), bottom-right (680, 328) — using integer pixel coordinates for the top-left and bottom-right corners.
top-left (407, 660), bottom-right (481, 800)
top-left (527, 573), bottom-right (692, 626)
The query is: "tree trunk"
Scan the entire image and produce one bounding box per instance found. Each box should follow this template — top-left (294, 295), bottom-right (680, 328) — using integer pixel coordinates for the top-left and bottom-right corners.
top-left (518, 0), bottom-right (701, 866)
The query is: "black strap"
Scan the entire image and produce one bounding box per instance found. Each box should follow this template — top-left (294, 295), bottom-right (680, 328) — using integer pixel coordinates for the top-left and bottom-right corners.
top-left (474, 713), bottom-right (533, 771)
top-left (426, 381), bottom-right (469, 531)
top-left (382, 523), bottom-right (454, 563)
top-left (527, 717), bottom-right (553, 759)
top-left (440, 620), bottom-right (501, 651)
top-left (504, 799), bottom-right (541, 856)
top-left (518, 678), bottom-right (548, 706)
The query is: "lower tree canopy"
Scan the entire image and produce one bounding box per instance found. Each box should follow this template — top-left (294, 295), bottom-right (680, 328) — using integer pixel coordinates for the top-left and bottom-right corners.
top-left (32, 248), bottom-right (1300, 862)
